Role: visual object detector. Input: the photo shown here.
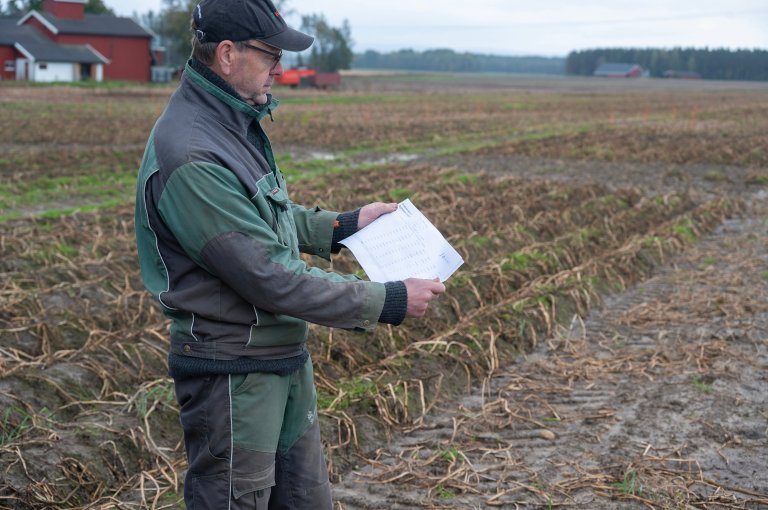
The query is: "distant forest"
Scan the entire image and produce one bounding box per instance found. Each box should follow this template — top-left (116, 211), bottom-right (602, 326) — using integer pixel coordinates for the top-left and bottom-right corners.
top-left (566, 48), bottom-right (768, 81)
top-left (353, 49), bottom-right (566, 75)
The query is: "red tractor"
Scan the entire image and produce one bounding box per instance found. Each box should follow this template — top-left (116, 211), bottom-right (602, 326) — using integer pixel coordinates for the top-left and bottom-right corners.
top-left (275, 68), bottom-right (316, 88)
top-left (276, 69), bottom-right (341, 89)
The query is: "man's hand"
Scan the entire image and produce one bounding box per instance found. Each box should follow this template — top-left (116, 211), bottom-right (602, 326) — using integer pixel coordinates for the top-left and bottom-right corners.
top-left (403, 278), bottom-right (446, 318)
top-left (358, 202), bottom-right (398, 230)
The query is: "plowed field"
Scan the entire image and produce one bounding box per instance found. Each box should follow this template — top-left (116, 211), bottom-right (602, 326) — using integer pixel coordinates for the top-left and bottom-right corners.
top-left (1, 74), bottom-right (767, 509)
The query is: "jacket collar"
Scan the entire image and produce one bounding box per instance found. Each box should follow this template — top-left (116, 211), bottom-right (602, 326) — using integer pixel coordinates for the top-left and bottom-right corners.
top-left (184, 59), bottom-right (278, 124)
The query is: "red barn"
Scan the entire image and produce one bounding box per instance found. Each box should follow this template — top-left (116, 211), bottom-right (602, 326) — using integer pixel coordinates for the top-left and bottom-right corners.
top-left (0, 0), bottom-right (153, 82)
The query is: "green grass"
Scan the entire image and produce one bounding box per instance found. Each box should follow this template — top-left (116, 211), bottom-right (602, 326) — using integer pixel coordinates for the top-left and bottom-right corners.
top-left (577, 227), bottom-right (602, 242)
top-left (692, 378), bottom-right (714, 394)
top-left (598, 193), bottom-right (630, 209)
top-left (457, 235), bottom-right (492, 249)
top-left (31, 242), bottom-right (80, 262)
top-left (0, 171), bottom-right (136, 211)
top-left (1, 407), bottom-right (33, 446)
top-left (317, 377), bottom-right (379, 411)
top-left (439, 446), bottom-right (462, 462)
top-left (442, 173), bottom-right (479, 185)
top-left (388, 188), bottom-right (414, 202)
top-left (503, 101), bottom-right (535, 110)
top-left (501, 250), bottom-right (553, 272)
top-left (435, 485), bottom-right (455, 500)
top-left (277, 154), bottom-right (347, 181)
top-left (134, 381), bottom-right (176, 421)
top-left (746, 173), bottom-right (768, 185)
top-left (277, 153), bottom-right (401, 184)
top-left (672, 220), bottom-right (698, 243)
top-left (336, 122), bottom-right (598, 161)
top-left (2, 145), bottom-right (424, 223)
top-left (0, 198), bottom-right (128, 222)
top-left (614, 469), bottom-right (642, 496)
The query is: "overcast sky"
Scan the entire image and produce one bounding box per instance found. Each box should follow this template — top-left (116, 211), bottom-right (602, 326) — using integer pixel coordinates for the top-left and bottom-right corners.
top-left (107, 0), bottom-right (768, 57)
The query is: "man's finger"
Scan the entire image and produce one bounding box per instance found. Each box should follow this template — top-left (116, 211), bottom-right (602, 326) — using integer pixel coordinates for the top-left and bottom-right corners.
top-left (376, 202), bottom-right (398, 215)
top-left (430, 279), bottom-right (446, 294)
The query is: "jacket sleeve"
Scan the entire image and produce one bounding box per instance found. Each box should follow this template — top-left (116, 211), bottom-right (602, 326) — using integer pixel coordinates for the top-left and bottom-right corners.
top-left (157, 162), bottom-right (386, 331)
top-left (289, 201), bottom-right (337, 259)
top-left (290, 203), bottom-right (407, 324)
top-left (290, 202), bottom-right (360, 257)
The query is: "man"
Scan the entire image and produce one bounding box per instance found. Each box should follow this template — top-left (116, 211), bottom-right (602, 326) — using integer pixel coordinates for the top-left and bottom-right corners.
top-left (133, 0), bottom-right (446, 508)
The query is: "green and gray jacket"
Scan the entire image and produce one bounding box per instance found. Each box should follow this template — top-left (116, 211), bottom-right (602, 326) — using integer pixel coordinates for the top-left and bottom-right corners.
top-left (135, 60), bottom-right (406, 379)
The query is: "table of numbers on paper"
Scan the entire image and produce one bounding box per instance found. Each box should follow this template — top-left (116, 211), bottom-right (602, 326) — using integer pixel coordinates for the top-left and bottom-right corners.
top-left (339, 199), bottom-right (464, 283)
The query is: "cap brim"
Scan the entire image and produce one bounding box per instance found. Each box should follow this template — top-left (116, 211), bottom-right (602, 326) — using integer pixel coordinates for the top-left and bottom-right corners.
top-left (260, 26), bottom-right (314, 52)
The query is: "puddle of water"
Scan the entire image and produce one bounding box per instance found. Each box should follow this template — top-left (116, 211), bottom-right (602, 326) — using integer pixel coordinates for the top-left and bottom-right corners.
top-left (367, 153), bottom-right (420, 165)
top-left (290, 150), bottom-right (420, 167)
top-left (309, 151), bottom-right (337, 161)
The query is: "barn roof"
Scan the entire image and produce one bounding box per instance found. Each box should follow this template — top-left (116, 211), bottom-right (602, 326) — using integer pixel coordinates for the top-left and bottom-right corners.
top-left (21, 11), bottom-right (152, 38)
top-left (0, 19), bottom-right (107, 63)
top-left (0, 18), bottom-right (23, 45)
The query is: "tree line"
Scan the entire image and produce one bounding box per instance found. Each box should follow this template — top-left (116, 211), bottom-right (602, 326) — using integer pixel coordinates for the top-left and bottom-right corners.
top-left (354, 49), bottom-right (565, 75)
top-left (566, 47), bottom-right (768, 81)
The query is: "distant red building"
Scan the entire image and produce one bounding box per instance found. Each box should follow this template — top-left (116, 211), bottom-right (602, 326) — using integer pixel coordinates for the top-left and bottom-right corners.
top-left (0, 0), bottom-right (153, 82)
top-left (593, 63), bottom-right (644, 78)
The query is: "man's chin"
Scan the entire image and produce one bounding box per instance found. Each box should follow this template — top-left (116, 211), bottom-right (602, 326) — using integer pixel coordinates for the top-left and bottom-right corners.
top-left (251, 93), bottom-right (269, 106)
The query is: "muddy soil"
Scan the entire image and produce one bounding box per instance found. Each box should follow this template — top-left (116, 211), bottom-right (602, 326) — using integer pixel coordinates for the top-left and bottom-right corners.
top-left (332, 159), bottom-right (768, 509)
top-left (3, 78), bottom-right (766, 509)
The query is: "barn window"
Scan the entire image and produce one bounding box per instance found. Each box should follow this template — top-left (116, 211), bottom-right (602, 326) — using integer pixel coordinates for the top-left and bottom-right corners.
top-left (3, 60), bottom-right (14, 72)
top-left (39, 63), bottom-right (48, 70)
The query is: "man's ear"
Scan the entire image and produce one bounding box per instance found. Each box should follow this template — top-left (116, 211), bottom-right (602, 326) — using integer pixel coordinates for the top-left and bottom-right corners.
top-left (215, 41), bottom-right (236, 76)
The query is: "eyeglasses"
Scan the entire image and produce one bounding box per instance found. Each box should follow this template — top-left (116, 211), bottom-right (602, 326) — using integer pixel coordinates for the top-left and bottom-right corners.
top-left (240, 42), bottom-right (282, 70)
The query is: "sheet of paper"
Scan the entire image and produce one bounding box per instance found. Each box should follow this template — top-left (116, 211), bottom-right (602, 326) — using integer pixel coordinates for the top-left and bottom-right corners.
top-left (339, 199), bottom-right (464, 283)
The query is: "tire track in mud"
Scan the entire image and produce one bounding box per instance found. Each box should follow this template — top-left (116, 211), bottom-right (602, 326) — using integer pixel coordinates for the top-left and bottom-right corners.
top-left (333, 196), bottom-right (768, 509)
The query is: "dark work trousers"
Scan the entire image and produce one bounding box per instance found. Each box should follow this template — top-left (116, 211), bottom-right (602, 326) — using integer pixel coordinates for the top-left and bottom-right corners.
top-left (174, 358), bottom-right (332, 509)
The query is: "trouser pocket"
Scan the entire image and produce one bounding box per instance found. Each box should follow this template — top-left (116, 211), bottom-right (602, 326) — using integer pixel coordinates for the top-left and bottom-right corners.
top-left (232, 462), bottom-right (276, 498)
top-left (232, 462), bottom-right (276, 510)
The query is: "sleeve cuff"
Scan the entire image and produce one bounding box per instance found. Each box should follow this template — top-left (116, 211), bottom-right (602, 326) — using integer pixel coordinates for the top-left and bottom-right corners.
top-left (379, 281), bottom-right (407, 325)
top-left (331, 209), bottom-right (361, 253)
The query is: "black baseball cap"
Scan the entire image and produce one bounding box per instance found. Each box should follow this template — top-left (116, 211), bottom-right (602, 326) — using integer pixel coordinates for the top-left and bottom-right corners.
top-left (192, 0), bottom-right (314, 52)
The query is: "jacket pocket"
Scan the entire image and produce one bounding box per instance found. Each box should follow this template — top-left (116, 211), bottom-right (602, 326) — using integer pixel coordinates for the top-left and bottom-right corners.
top-left (250, 174), bottom-right (283, 232)
top-left (265, 186), bottom-right (299, 255)
top-left (251, 177), bottom-right (299, 255)
top-left (264, 185), bottom-right (288, 208)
